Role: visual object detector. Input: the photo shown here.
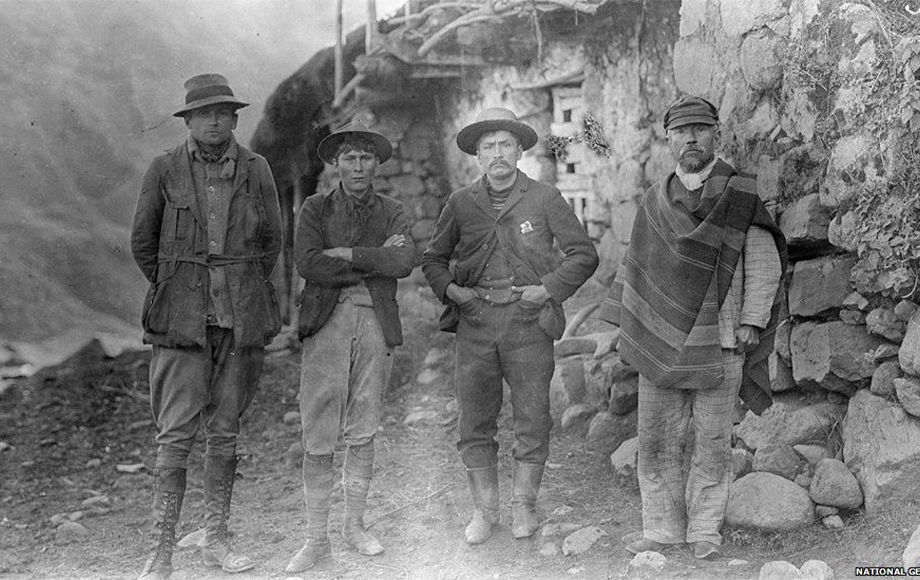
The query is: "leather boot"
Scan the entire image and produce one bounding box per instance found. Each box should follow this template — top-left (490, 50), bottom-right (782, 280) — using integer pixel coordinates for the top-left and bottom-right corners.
top-left (285, 453), bottom-right (333, 573)
top-left (511, 461), bottom-right (544, 539)
top-left (201, 455), bottom-right (254, 573)
top-left (464, 465), bottom-right (499, 545)
top-left (342, 442), bottom-right (384, 556)
top-left (137, 468), bottom-right (186, 580)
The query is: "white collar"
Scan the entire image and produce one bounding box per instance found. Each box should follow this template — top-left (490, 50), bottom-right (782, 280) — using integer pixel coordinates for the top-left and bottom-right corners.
top-left (675, 157), bottom-right (718, 191)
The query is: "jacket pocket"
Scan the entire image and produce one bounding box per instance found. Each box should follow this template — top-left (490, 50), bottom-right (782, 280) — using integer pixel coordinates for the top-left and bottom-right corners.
top-left (297, 285), bottom-right (339, 340)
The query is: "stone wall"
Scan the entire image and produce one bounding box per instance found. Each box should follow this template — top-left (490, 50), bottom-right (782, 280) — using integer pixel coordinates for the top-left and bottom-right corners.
top-left (679, 0), bottom-right (920, 515)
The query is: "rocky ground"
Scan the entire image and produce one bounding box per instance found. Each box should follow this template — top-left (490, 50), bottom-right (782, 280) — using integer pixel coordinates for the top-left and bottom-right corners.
top-left (0, 280), bottom-right (916, 580)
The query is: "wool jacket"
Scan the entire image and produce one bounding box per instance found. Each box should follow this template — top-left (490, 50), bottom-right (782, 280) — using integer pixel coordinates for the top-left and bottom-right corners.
top-left (422, 170), bottom-right (598, 337)
top-left (131, 141), bottom-right (284, 349)
top-left (294, 185), bottom-right (416, 347)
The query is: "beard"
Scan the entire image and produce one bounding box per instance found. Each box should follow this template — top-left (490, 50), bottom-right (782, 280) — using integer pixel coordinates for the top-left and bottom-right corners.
top-left (679, 149), bottom-right (714, 173)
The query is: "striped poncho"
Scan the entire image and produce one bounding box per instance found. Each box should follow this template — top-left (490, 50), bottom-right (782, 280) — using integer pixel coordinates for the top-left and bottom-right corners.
top-left (598, 160), bottom-right (787, 414)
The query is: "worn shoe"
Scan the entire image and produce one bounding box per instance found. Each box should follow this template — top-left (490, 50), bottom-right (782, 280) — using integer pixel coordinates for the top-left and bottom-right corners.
top-left (201, 541), bottom-right (254, 573)
top-left (625, 537), bottom-right (668, 555)
top-left (691, 541), bottom-right (721, 560)
top-left (343, 525), bottom-right (384, 556)
top-left (465, 509), bottom-right (498, 545)
top-left (284, 539), bottom-right (331, 573)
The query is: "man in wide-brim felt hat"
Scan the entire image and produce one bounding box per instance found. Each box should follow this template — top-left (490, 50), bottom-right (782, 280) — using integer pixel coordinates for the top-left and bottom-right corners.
top-left (284, 120), bottom-right (415, 573)
top-left (131, 73), bottom-right (283, 579)
top-left (422, 107), bottom-right (598, 545)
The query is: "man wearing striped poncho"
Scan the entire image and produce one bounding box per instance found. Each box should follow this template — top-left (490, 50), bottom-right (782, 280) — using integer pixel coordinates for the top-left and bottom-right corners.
top-left (598, 95), bottom-right (787, 560)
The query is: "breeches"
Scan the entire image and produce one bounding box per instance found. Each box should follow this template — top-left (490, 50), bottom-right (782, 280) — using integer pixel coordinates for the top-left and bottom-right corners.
top-left (454, 300), bottom-right (555, 468)
top-left (299, 298), bottom-right (393, 454)
top-left (149, 326), bottom-right (264, 469)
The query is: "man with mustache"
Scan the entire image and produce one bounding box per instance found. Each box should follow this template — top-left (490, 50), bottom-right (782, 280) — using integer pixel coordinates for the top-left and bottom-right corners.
top-left (131, 74), bottom-right (283, 579)
top-left (285, 121), bottom-right (415, 572)
top-left (598, 95), bottom-right (787, 560)
top-left (422, 108), bottom-right (598, 544)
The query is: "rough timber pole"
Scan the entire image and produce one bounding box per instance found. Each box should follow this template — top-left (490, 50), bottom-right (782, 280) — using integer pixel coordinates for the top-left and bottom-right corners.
top-left (366, 0), bottom-right (377, 53)
top-left (335, 0), bottom-right (344, 96)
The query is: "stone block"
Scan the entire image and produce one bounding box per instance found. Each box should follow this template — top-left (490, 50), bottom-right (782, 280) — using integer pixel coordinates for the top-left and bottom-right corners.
top-left (740, 30), bottom-right (783, 90)
top-left (790, 321), bottom-right (885, 393)
top-left (778, 194), bottom-right (832, 249)
top-left (787, 257), bottom-right (855, 317)
top-left (899, 308), bottom-right (920, 376)
top-left (769, 353), bottom-right (796, 393)
top-left (896, 300), bottom-right (919, 322)
top-left (895, 376), bottom-right (920, 417)
top-left (871, 360), bottom-right (902, 397)
top-left (720, 0), bottom-right (786, 36)
top-left (673, 37), bottom-right (714, 95)
top-left (610, 436), bottom-right (638, 482)
top-left (753, 443), bottom-right (804, 480)
top-left (732, 448), bottom-right (754, 481)
top-left (866, 307), bottom-right (905, 343)
top-left (726, 472), bottom-right (814, 531)
top-left (809, 458), bottom-right (863, 509)
top-left (735, 392), bottom-right (844, 451)
top-left (609, 374), bottom-right (638, 416)
top-left (843, 389), bottom-right (920, 513)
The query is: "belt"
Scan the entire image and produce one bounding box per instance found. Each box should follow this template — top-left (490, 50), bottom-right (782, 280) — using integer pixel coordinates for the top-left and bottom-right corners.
top-left (475, 277), bottom-right (514, 289)
top-left (473, 286), bottom-right (520, 305)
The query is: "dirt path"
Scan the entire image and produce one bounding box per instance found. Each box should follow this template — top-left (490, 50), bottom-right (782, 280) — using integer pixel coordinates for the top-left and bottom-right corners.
top-left (0, 284), bottom-right (900, 580)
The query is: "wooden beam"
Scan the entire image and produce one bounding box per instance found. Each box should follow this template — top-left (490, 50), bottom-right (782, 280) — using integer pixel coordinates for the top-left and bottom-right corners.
top-left (335, 0), bottom-right (344, 95)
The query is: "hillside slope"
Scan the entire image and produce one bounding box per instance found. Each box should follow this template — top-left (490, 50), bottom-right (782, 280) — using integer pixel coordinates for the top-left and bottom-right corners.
top-left (0, 1), bottom-right (317, 345)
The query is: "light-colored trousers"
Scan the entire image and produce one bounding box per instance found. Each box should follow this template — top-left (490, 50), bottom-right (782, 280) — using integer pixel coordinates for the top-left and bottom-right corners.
top-left (637, 350), bottom-right (744, 546)
top-left (299, 297), bottom-right (393, 455)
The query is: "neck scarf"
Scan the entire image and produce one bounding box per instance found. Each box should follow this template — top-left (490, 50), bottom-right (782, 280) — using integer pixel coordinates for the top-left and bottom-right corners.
top-left (675, 156), bottom-right (718, 191)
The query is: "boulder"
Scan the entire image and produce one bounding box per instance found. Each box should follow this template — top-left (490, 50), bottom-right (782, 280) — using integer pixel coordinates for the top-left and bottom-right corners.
top-left (843, 390), bottom-right (920, 513)
top-left (586, 409), bottom-right (637, 454)
top-left (735, 393), bottom-right (845, 451)
top-left (786, 257), bottom-right (855, 317)
top-left (793, 444), bottom-right (831, 466)
top-left (896, 300), bottom-right (919, 323)
top-left (903, 524), bottom-right (920, 569)
top-left (759, 561), bottom-right (804, 580)
top-left (585, 354), bottom-right (636, 409)
top-left (753, 443), bottom-right (805, 480)
top-left (895, 377), bottom-right (920, 417)
top-left (790, 321), bottom-right (886, 393)
top-left (778, 193), bottom-right (833, 249)
top-left (550, 358), bottom-right (587, 416)
top-left (770, 353), bottom-right (797, 393)
top-left (726, 472), bottom-right (814, 531)
top-left (562, 526), bottom-right (605, 556)
top-left (560, 404), bottom-right (595, 434)
top-left (801, 559), bottom-right (836, 580)
top-left (809, 458), bottom-right (863, 508)
top-left (609, 375), bottom-right (639, 415)
top-left (627, 551), bottom-right (667, 578)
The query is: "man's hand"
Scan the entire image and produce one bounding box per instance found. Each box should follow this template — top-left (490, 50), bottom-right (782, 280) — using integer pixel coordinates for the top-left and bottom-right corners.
top-left (446, 283), bottom-right (478, 306)
top-left (734, 325), bottom-right (760, 354)
top-left (322, 247), bottom-right (353, 261)
top-left (382, 234), bottom-right (407, 247)
top-left (511, 284), bottom-right (551, 307)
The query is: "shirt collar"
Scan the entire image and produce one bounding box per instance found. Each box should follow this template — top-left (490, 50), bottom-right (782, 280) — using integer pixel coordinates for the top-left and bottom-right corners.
top-left (187, 135), bottom-right (238, 164)
top-left (334, 183), bottom-right (376, 208)
top-left (675, 156), bottom-right (718, 191)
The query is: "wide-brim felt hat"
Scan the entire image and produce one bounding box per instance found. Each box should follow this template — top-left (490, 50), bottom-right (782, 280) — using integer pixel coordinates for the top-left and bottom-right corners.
top-left (316, 120), bottom-right (393, 164)
top-left (663, 95), bottom-right (719, 130)
top-left (173, 73), bottom-right (249, 117)
top-left (456, 107), bottom-right (538, 155)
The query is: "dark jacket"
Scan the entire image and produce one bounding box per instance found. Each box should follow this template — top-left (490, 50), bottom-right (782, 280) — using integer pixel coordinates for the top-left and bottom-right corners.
top-left (131, 142), bottom-right (283, 348)
top-left (422, 170), bottom-right (598, 338)
top-left (294, 186), bottom-right (416, 346)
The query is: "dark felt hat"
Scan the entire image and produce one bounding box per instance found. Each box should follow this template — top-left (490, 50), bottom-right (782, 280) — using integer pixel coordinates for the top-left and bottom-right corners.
top-left (316, 121), bottom-right (393, 164)
top-left (456, 107), bottom-right (538, 155)
top-left (663, 95), bottom-right (719, 130)
top-left (173, 73), bottom-right (249, 117)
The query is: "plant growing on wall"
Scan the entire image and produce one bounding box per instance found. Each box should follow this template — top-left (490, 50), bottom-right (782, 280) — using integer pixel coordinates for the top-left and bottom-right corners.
top-left (543, 112), bottom-right (611, 161)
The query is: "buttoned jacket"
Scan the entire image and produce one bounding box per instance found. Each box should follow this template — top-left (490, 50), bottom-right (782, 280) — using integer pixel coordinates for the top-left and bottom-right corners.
top-left (294, 186), bottom-right (416, 347)
top-left (131, 141), bottom-right (283, 348)
top-left (422, 170), bottom-right (598, 336)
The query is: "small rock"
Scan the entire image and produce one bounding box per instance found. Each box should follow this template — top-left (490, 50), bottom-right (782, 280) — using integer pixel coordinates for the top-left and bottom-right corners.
top-left (610, 437), bottom-right (638, 481)
top-left (732, 448), bottom-right (754, 481)
top-left (843, 292), bottom-right (869, 310)
top-left (542, 522), bottom-right (582, 537)
top-left (284, 441), bottom-right (303, 469)
top-left (177, 528), bottom-right (206, 548)
top-left (822, 515), bottom-right (844, 529)
top-left (422, 347), bottom-right (450, 367)
top-left (68, 511), bottom-right (84, 521)
top-left (871, 360), bottom-right (902, 397)
top-left (282, 411), bottom-right (301, 425)
top-left (869, 343), bottom-right (900, 362)
top-left (866, 307), bottom-right (906, 343)
top-left (753, 443), bottom-right (804, 480)
top-left (50, 514), bottom-right (67, 526)
top-left (895, 377), bottom-right (920, 417)
top-left (826, 392), bottom-right (847, 406)
top-left (800, 559), bottom-right (835, 580)
top-left (562, 526), bottom-right (605, 556)
top-left (82, 495), bottom-right (110, 507)
top-left (55, 521), bottom-right (90, 543)
top-left (815, 505), bottom-right (839, 517)
top-left (809, 458), bottom-right (863, 508)
top-left (115, 463), bottom-right (146, 474)
top-left (728, 559), bottom-right (750, 566)
top-left (0, 442), bottom-right (12, 452)
top-left (759, 560), bottom-right (804, 580)
top-left (566, 566), bottom-right (585, 575)
top-left (793, 444), bottom-right (831, 466)
top-left (895, 300), bottom-right (918, 322)
top-left (839, 309), bottom-right (865, 325)
top-left (415, 367), bottom-right (443, 386)
top-left (550, 505), bottom-right (575, 517)
top-left (403, 409), bottom-right (439, 425)
top-left (539, 541), bottom-right (559, 556)
top-left (627, 551), bottom-right (667, 578)
top-left (794, 473), bottom-right (813, 488)
top-left (85, 458), bottom-right (102, 468)
top-left (560, 404), bottom-right (594, 432)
